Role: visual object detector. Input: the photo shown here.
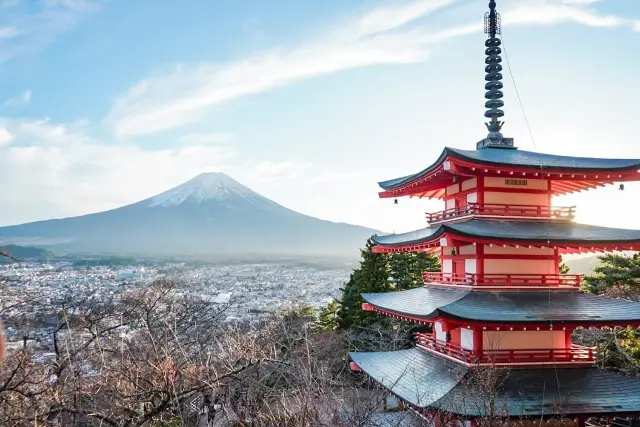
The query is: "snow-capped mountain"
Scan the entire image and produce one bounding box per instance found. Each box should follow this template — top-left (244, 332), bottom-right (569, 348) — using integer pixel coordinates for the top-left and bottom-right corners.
top-left (147, 173), bottom-right (269, 207)
top-left (0, 173), bottom-right (377, 258)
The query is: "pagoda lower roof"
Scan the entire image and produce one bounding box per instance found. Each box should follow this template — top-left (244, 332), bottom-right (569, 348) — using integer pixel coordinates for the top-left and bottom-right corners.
top-left (338, 411), bottom-right (427, 427)
top-left (350, 348), bottom-right (640, 417)
top-left (362, 287), bottom-right (640, 325)
top-left (372, 219), bottom-right (640, 252)
top-left (379, 147), bottom-right (640, 191)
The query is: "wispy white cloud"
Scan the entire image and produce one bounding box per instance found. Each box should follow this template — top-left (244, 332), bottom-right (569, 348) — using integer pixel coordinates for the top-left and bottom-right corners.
top-left (0, 0), bottom-right (102, 62)
top-left (0, 26), bottom-right (21, 38)
top-left (0, 128), bottom-right (13, 146)
top-left (310, 169), bottom-right (367, 184)
top-left (244, 160), bottom-right (312, 183)
top-left (561, 0), bottom-right (599, 4)
top-left (178, 132), bottom-right (236, 146)
top-left (503, 1), bottom-right (633, 29)
top-left (105, 0), bottom-right (456, 138)
top-left (106, 0), bottom-right (638, 139)
top-left (0, 89), bottom-right (31, 110)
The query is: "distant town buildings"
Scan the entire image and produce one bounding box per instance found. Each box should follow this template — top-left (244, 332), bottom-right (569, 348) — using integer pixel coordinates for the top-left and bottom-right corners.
top-left (0, 260), bottom-right (349, 360)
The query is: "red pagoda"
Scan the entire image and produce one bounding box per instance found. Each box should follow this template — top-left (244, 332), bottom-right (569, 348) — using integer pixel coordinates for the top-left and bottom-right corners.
top-left (347, 1), bottom-right (640, 426)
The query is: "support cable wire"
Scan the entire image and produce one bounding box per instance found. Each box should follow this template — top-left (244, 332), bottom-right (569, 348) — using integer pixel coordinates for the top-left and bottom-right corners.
top-left (500, 32), bottom-right (563, 404)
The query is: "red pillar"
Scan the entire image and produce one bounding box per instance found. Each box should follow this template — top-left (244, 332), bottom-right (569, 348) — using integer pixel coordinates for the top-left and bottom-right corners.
top-left (477, 176), bottom-right (485, 206)
top-left (565, 327), bottom-right (574, 350)
top-left (476, 243), bottom-right (484, 282)
top-left (474, 327), bottom-right (483, 360)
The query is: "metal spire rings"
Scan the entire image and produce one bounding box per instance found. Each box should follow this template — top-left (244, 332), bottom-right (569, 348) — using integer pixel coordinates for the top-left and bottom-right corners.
top-left (484, 0), bottom-right (504, 137)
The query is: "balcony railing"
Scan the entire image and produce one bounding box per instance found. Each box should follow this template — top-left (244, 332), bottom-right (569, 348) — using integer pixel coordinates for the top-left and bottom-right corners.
top-left (422, 272), bottom-right (582, 289)
top-left (426, 203), bottom-right (576, 223)
top-left (415, 333), bottom-right (595, 366)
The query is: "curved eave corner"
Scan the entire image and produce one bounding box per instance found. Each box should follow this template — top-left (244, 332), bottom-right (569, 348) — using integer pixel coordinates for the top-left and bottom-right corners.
top-left (371, 220), bottom-right (640, 253)
top-left (350, 349), bottom-right (640, 417)
top-left (371, 226), bottom-right (444, 253)
top-left (377, 149), bottom-right (451, 199)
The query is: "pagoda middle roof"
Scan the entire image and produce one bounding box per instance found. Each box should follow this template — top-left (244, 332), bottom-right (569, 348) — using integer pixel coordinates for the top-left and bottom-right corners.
top-left (372, 219), bottom-right (640, 250)
top-left (379, 147), bottom-right (640, 191)
top-left (338, 411), bottom-right (427, 427)
top-left (362, 286), bottom-right (640, 325)
top-left (350, 348), bottom-right (640, 417)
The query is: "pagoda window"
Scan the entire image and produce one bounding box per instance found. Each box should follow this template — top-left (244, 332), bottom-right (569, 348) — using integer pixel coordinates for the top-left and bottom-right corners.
top-left (445, 198), bottom-right (456, 211)
top-left (482, 245), bottom-right (557, 276)
top-left (458, 245), bottom-right (476, 255)
top-left (466, 192), bottom-right (477, 205)
top-left (483, 191), bottom-right (550, 206)
top-left (484, 259), bottom-right (555, 275)
top-left (464, 259), bottom-right (477, 274)
top-left (442, 259), bottom-right (453, 274)
top-left (446, 183), bottom-right (460, 196)
top-left (483, 330), bottom-right (566, 352)
top-left (434, 322), bottom-right (448, 343)
top-left (460, 328), bottom-right (474, 351)
top-left (461, 178), bottom-right (477, 192)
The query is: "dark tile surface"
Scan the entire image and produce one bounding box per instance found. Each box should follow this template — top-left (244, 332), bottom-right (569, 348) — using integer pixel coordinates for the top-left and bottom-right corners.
top-left (350, 349), bottom-right (640, 416)
top-left (379, 147), bottom-right (640, 190)
top-left (363, 287), bottom-right (640, 324)
top-left (373, 219), bottom-right (640, 247)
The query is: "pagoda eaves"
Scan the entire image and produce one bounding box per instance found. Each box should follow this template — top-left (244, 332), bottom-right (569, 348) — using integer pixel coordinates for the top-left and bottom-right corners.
top-left (378, 147), bottom-right (640, 199)
top-left (350, 349), bottom-right (640, 417)
top-left (360, 287), bottom-right (640, 328)
top-left (372, 219), bottom-right (640, 254)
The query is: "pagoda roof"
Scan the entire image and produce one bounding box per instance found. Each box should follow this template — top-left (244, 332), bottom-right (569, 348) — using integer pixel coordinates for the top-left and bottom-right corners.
top-left (362, 287), bottom-right (640, 325)
top-left (378, 147), bottom-right (640, 198)
top-left (349, 348), bottom-right (640, 417)
top-left (372, 219), bottom-right (640, 253)
top-left (338, 411), bottom-right (427, 427)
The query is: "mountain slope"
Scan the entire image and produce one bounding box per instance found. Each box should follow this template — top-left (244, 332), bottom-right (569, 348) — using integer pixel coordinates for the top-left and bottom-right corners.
top-left (0, 173), bottom-right (377, 257)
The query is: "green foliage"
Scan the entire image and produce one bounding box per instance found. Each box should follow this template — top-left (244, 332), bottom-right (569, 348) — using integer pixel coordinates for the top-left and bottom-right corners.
top-left (559, 262), bottom-right (570, 274)
top-left (582, 253), bottom-right (640, 295)
top-left (389, 251), bottom-right (440, 291)
top-left (335, 238), bottom-right (440, 330)
top-left (618, 327), bottom-right (640, 360)
top-left (338, 239), bottom-right (390, 330)
top-left (316, 299), bottom-right (340, 331)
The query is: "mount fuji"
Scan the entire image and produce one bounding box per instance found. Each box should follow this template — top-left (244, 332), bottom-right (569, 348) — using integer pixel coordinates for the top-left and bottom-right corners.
top-left (0, 173), bottom-right (377, 258)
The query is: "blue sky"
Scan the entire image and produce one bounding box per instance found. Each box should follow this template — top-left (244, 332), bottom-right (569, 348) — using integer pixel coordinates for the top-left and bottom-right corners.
top-left (0, 0), bottom-right (638, 233)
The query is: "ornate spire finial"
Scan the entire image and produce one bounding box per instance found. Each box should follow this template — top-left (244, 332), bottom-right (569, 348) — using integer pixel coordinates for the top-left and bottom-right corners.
top-left (477, 0), bottom-right (515, 149)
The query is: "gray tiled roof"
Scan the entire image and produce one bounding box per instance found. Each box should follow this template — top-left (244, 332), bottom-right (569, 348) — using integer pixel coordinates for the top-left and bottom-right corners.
top-left (349, 349), bottom-right (467, 408)
top-left (350, 349), bottom-right (640, 417)
top-left (373, 219), bottom-right (640, 247)
top-left (338, 411), bottom-right (429, 427)
top-left (362, 287), bottom-right (640, 324)
top-left (378, 147), bottom-right (640, 190)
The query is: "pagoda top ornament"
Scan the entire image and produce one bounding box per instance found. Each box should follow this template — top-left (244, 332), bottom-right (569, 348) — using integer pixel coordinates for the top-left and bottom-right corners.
top-left (477, 0), bottom-right (515, 150)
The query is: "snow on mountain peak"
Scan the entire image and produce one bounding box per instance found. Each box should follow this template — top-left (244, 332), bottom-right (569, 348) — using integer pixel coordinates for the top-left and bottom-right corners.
top-left (148, 172), bottom-right (265, 207)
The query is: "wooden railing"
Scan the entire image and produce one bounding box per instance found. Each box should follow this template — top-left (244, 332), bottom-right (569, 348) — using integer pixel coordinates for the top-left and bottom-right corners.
top-left (426, 203), bottom-right (576, 223)
top-left (422, 272), bottom-right (582, 289)
top-left (414, 333), bottom-right (596, 365)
